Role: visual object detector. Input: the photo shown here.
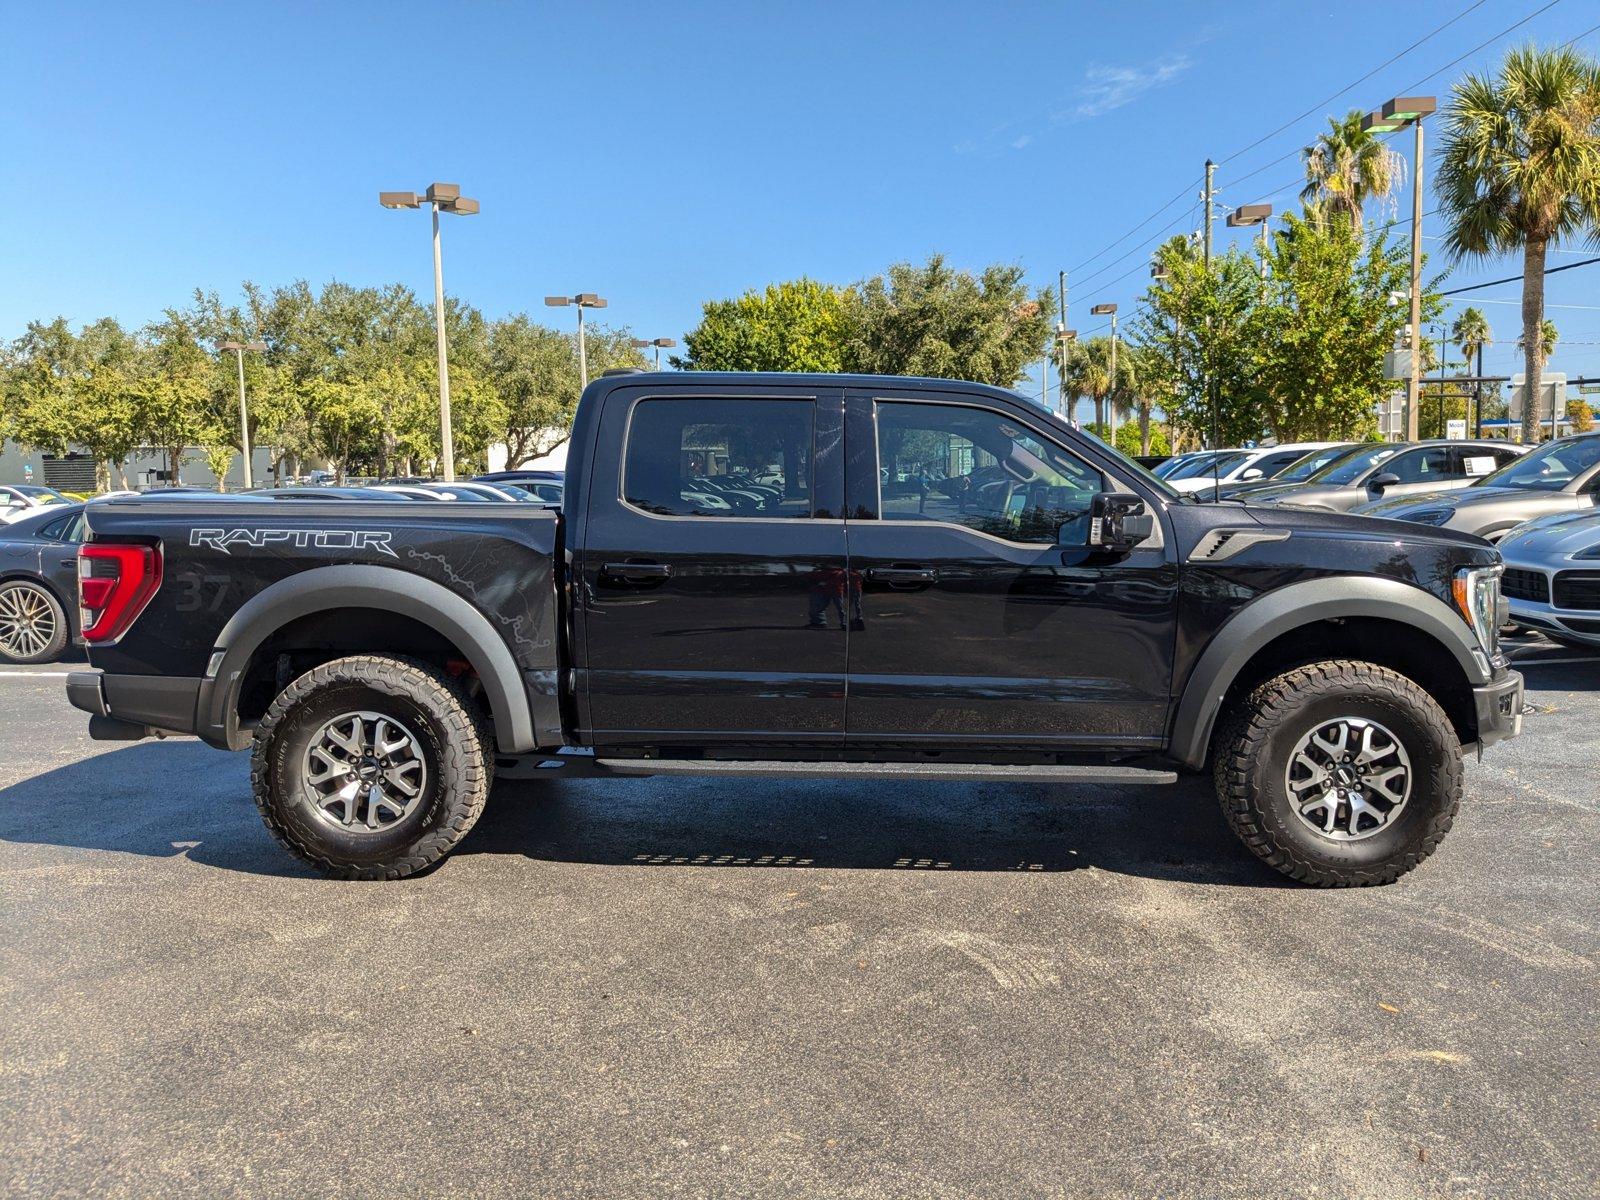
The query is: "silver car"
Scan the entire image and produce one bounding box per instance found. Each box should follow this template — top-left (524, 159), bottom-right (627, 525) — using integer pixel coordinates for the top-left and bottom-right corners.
top-left (1355, 433), bottom-right (1600, 542)
top-left (1243, 440), bottom-right (1520, 513)
top-left (1497, 510), bottom-right (1600, 648)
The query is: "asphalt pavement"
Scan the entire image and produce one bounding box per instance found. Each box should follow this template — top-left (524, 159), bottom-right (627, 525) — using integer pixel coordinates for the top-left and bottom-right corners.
top-left (1, 641), bottom-right (1596, 1198)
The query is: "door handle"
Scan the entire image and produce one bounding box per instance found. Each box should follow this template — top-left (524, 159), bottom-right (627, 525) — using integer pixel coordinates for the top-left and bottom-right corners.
top-left (867, 565), bottom-right (937, 587)
top-left (601, 561), bottom-right (672, 584)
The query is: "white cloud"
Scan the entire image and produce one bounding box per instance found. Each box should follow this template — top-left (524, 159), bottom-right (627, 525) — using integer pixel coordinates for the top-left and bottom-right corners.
top-left (1011, 134), bottom-right (1033, 150)
top-left (1067, 54), bottom-right (1192, 121)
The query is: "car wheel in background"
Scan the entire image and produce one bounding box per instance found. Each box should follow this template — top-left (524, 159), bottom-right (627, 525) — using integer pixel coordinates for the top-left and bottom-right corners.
top-left (250, 655), bottom-right (492, 879)
top-left (0, 580), bottom-right (69, 664)
top-left (1213, 660), bottom-right (1462, 886)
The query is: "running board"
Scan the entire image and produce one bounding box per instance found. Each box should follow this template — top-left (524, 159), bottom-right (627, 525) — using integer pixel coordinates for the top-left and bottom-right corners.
top-left (499, 752), bottom-right (1175, 785)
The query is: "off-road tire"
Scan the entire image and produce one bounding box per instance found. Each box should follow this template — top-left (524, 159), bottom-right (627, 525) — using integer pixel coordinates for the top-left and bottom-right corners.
top-left (251, 655), bottom-right (492, 879)
top-left (1213, 660), bottom-right (1462, 886)
top-left (0, 580), bottom-right (69, 664)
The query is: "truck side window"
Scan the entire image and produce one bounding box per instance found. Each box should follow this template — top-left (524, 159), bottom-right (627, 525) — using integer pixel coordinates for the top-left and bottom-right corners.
top-left (624, 397), bottom-right (815, 519)
top-left (874, 401), bottom-right (1103, 544)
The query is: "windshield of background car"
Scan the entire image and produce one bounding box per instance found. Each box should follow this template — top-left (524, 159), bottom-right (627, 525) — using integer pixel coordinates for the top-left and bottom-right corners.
top-left (1170, 452), bottom-right (1246, 480)
top-left (15, 486), bottom-right (68, 503)
top-left (1278, 445), bottom-right (1358, 483)
top-left (1475, 437), bottom-right (1600, 492)
top-left (1311, 444), bottom-right (1398, 485)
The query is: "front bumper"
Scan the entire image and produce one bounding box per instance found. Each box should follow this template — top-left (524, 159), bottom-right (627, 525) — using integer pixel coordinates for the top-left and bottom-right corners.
top-left (1472, 669), bottom-right (1525, 750)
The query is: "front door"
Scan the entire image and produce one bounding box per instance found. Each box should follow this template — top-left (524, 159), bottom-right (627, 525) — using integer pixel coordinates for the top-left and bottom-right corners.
top-left (842, 388), bottom-right (1177, 749)
top-left (577, 385), bottom-right (848, 748)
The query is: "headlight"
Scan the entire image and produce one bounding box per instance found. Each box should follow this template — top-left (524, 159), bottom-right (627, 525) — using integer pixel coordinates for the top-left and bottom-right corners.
top-left (1453, 565), bottom-right (1502, 655)
top-left (1405, 508), bottom-right (1452, 526)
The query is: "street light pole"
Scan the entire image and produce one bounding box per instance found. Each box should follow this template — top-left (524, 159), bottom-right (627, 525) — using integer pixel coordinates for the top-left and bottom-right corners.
top-left (1091, 303), bottom-right (1118, 442)
top-left (631, 337), bottom-right (677, 368)
top-left (379, 183), bottom-right (480, 481)
top-left (546, 294), bottom-right (609, 388)
top-left (1227, 204), bottom-right (1273, 279)
top-left (218, 339), bottom-right (266, 490)
top-left (1364, 98), bottom-right (1436, 442)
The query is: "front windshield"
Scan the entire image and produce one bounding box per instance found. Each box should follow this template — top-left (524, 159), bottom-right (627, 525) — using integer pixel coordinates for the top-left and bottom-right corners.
top-left (1277, 444), bottom-right (1357, 483)
top-left (1171, 451), bottom-right (1247, 480)
top-left (1311, 444), bottom-right (1398, 485)
top-left (1153, 455), bottom-right (1199, 478)
top-left (15, 485), bottom-right (68, 503)
top-left (1475, 436), bottom-right (1600, 492)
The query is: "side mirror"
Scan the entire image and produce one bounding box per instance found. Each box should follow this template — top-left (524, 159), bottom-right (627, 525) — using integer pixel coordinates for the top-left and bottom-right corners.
top-left (1240, 467), bottom-right (1264, 481)
top-left (1369, 471), bottom-right (1402, 493)
top-left (1070, 492), bottom-right (1153, 552)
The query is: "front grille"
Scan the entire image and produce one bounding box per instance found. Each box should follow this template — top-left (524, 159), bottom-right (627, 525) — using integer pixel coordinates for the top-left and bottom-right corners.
top-left (1502, 568), bottom-right (1550, 603)
top-left (1552, 570), bottom-right (1600, 611)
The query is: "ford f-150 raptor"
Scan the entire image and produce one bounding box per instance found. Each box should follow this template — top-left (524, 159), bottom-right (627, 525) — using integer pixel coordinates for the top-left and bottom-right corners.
top-left (66, 372), bottom-right (1524, 885)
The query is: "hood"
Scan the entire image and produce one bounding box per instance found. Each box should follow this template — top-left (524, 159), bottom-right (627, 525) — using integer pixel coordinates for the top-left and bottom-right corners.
top-left (1359, 485), bottom-right (1519, 517)
top-left (1496, 510), bottom-right (1600, 560)
top-left (1236, 501), bottom-right (1494, 559)
top-left (1245, 484), bottom-right (1350, 509)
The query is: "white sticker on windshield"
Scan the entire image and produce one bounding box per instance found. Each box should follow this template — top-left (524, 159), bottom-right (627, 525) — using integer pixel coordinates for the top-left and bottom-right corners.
top-left (1464, 455), bottom-right (1496, 476)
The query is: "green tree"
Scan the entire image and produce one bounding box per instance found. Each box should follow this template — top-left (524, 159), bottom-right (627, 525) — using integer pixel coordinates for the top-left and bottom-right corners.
top-left (1301, 109), bottom-right (1404, 231)
top-left (1436, 43), bottom-right (1600, 444)
top-left (675, 279), bottom-right (849, 372)
top-left (1253, 213), bottom-right (1425, 441)
top-left (1452, 306), bottom-right (1492, 370)
top-left (843, 256), bottom-right (1052, 386)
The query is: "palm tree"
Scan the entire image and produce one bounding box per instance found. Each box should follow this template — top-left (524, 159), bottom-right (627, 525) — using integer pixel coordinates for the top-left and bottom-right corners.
top-left (1436, 44), bottom-right (1600, 445)
top-left (1059, 337), bottom-right (1115, 431)
top-left (1452, 307), bottom-right (1492, 435)
top-left (1301, 109), bottom-right (1404, 231)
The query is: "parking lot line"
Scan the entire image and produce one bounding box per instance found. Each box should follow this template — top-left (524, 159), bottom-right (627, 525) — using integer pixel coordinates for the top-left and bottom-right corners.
top-left (0, 671), bottom-right (72, 679)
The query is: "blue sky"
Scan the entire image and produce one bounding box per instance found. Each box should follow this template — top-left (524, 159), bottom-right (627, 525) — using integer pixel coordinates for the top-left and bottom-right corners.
top-left (6, 0), bottom-right (1599, 417)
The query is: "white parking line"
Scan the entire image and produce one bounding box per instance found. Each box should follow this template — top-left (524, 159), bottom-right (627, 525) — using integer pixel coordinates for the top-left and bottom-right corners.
top-left (0, 671), bottom-right (72, 679)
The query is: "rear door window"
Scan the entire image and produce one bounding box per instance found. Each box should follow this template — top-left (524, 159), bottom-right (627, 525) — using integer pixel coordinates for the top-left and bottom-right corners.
top-left (624, 398), bottom-right (815, 519)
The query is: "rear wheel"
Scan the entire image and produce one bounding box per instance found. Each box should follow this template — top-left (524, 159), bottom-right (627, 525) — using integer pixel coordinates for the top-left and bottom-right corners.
top-left (0, 580), bottom-right (69, 664)
top-left (1213, 660), bottom-right (1462, 886)
top-left (251, 655), bottom-right (492, 879)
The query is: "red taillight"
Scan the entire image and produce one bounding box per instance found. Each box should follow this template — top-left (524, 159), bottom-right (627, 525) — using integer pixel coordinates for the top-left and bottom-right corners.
top-left (78, 543), bottom-right (162, 643)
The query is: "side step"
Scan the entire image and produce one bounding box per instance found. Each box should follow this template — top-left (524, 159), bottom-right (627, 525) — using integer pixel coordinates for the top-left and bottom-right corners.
top-left (499, 752), bottom-right (1175, 785)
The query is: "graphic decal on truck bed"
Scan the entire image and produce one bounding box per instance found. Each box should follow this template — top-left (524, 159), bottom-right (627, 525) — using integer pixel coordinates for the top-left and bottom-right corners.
top-left (188, 527), bottom-right (397, 557)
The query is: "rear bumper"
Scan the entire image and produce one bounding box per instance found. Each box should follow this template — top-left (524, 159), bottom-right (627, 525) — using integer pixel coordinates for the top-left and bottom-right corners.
top-left (1472, 669), bottom-right (1524, 750)
top-left (66, 669), bottom-right (203, 741)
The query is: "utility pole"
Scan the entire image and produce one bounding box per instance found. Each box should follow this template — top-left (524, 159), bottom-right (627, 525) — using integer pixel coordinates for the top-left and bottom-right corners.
top-left (1058, 269), bottom-right (1069, 422)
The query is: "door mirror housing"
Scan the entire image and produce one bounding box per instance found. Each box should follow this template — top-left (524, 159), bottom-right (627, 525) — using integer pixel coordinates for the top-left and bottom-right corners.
top-left (1072, 492), bottom-right (1153, 552)
top-left (1240, 467), bottom-right (1264, 481)
top-left (1369, 471), bottom-right (1401, 493)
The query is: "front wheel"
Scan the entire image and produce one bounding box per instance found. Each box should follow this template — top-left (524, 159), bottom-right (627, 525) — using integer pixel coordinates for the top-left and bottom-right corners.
top-left (251, 655), bottom-right (492, 879)
top-left (1213, 660), bottom-right (1462, 886)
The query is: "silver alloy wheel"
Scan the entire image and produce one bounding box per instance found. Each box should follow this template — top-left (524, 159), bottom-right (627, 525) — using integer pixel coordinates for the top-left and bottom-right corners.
top-left (0, 584), bottom-right (58, 661)
top-left (1284, 716), bottom-right (1412, 841)
top-left (302, 710), bottom-right (429, 832)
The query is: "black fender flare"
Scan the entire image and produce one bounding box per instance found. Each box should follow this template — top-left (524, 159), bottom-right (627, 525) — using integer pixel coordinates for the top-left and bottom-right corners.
top-left (1168, 576), bottom-right (1489, 770)
top-left (194, 564), bottom-right (537, 753)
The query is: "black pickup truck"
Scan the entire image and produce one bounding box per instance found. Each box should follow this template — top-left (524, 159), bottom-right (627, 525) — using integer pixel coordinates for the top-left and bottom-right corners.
top-left (67, 372), bottom-right (1523, 885)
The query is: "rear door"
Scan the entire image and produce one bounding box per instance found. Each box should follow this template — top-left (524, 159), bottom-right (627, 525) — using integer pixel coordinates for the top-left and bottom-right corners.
top-left (841, 386), bottom-right (1178, 750)
top-left (575, 383), bottom-right (848, 748)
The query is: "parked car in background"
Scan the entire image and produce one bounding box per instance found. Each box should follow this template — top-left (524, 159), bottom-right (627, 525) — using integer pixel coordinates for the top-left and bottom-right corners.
top-left (1, 484), bottom-right (73, 523)
top-left (371, 485), bottom-right (449, 501)
top-left (1247, 440), bottom-right (1519, 513)
top-left (1496, 510), bottom-right (1600, 648)
top-left (1187, 443), bottom-right (1361, 503)
top-left (251, 487), bottom-right (411, 502)
top-left (1356, 434), bottom-right (1600, 540)
top-left (1151, 452), bottom-right (1213, 479)
top-left (1165, 442), bottom-right (1348, 496)
top-left (0, 503), bottom-right (85, 663)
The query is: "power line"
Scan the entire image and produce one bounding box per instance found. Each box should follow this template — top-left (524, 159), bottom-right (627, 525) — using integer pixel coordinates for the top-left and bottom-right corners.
top-left (1066, 180), bottom-right (1197, 275)
top-left (1441, 256), bottom-right (1600, 296)
top-left (1217, 0), bottom-right (1490, 167)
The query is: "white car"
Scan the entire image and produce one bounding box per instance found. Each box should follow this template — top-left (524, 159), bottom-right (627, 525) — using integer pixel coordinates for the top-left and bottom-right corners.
top-left (1, 485), bottom-right (73, 523)
top-left (1163, 443), bottom-right (1347, 495)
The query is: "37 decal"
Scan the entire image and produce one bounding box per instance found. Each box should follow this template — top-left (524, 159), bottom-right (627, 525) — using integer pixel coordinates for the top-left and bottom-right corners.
top-left (189, 528), bottom-right (397, 557)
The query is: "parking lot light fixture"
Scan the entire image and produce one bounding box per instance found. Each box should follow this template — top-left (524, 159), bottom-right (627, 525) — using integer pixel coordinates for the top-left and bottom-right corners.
top-left (1363, 96), bottom-right (1436, 441)
top-left (631, 337), bottom-right (677, 368)
top-left (546, 294), bottom-right (609, 387)
top-left (217, 339), bottom-right (267, 490)
top-left (1089, 304), bottom-right (1119, 439)
top-left (1226, 204), bottom-right (1274, 277)
top-left (379, 181), bottom-right (479, 480)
